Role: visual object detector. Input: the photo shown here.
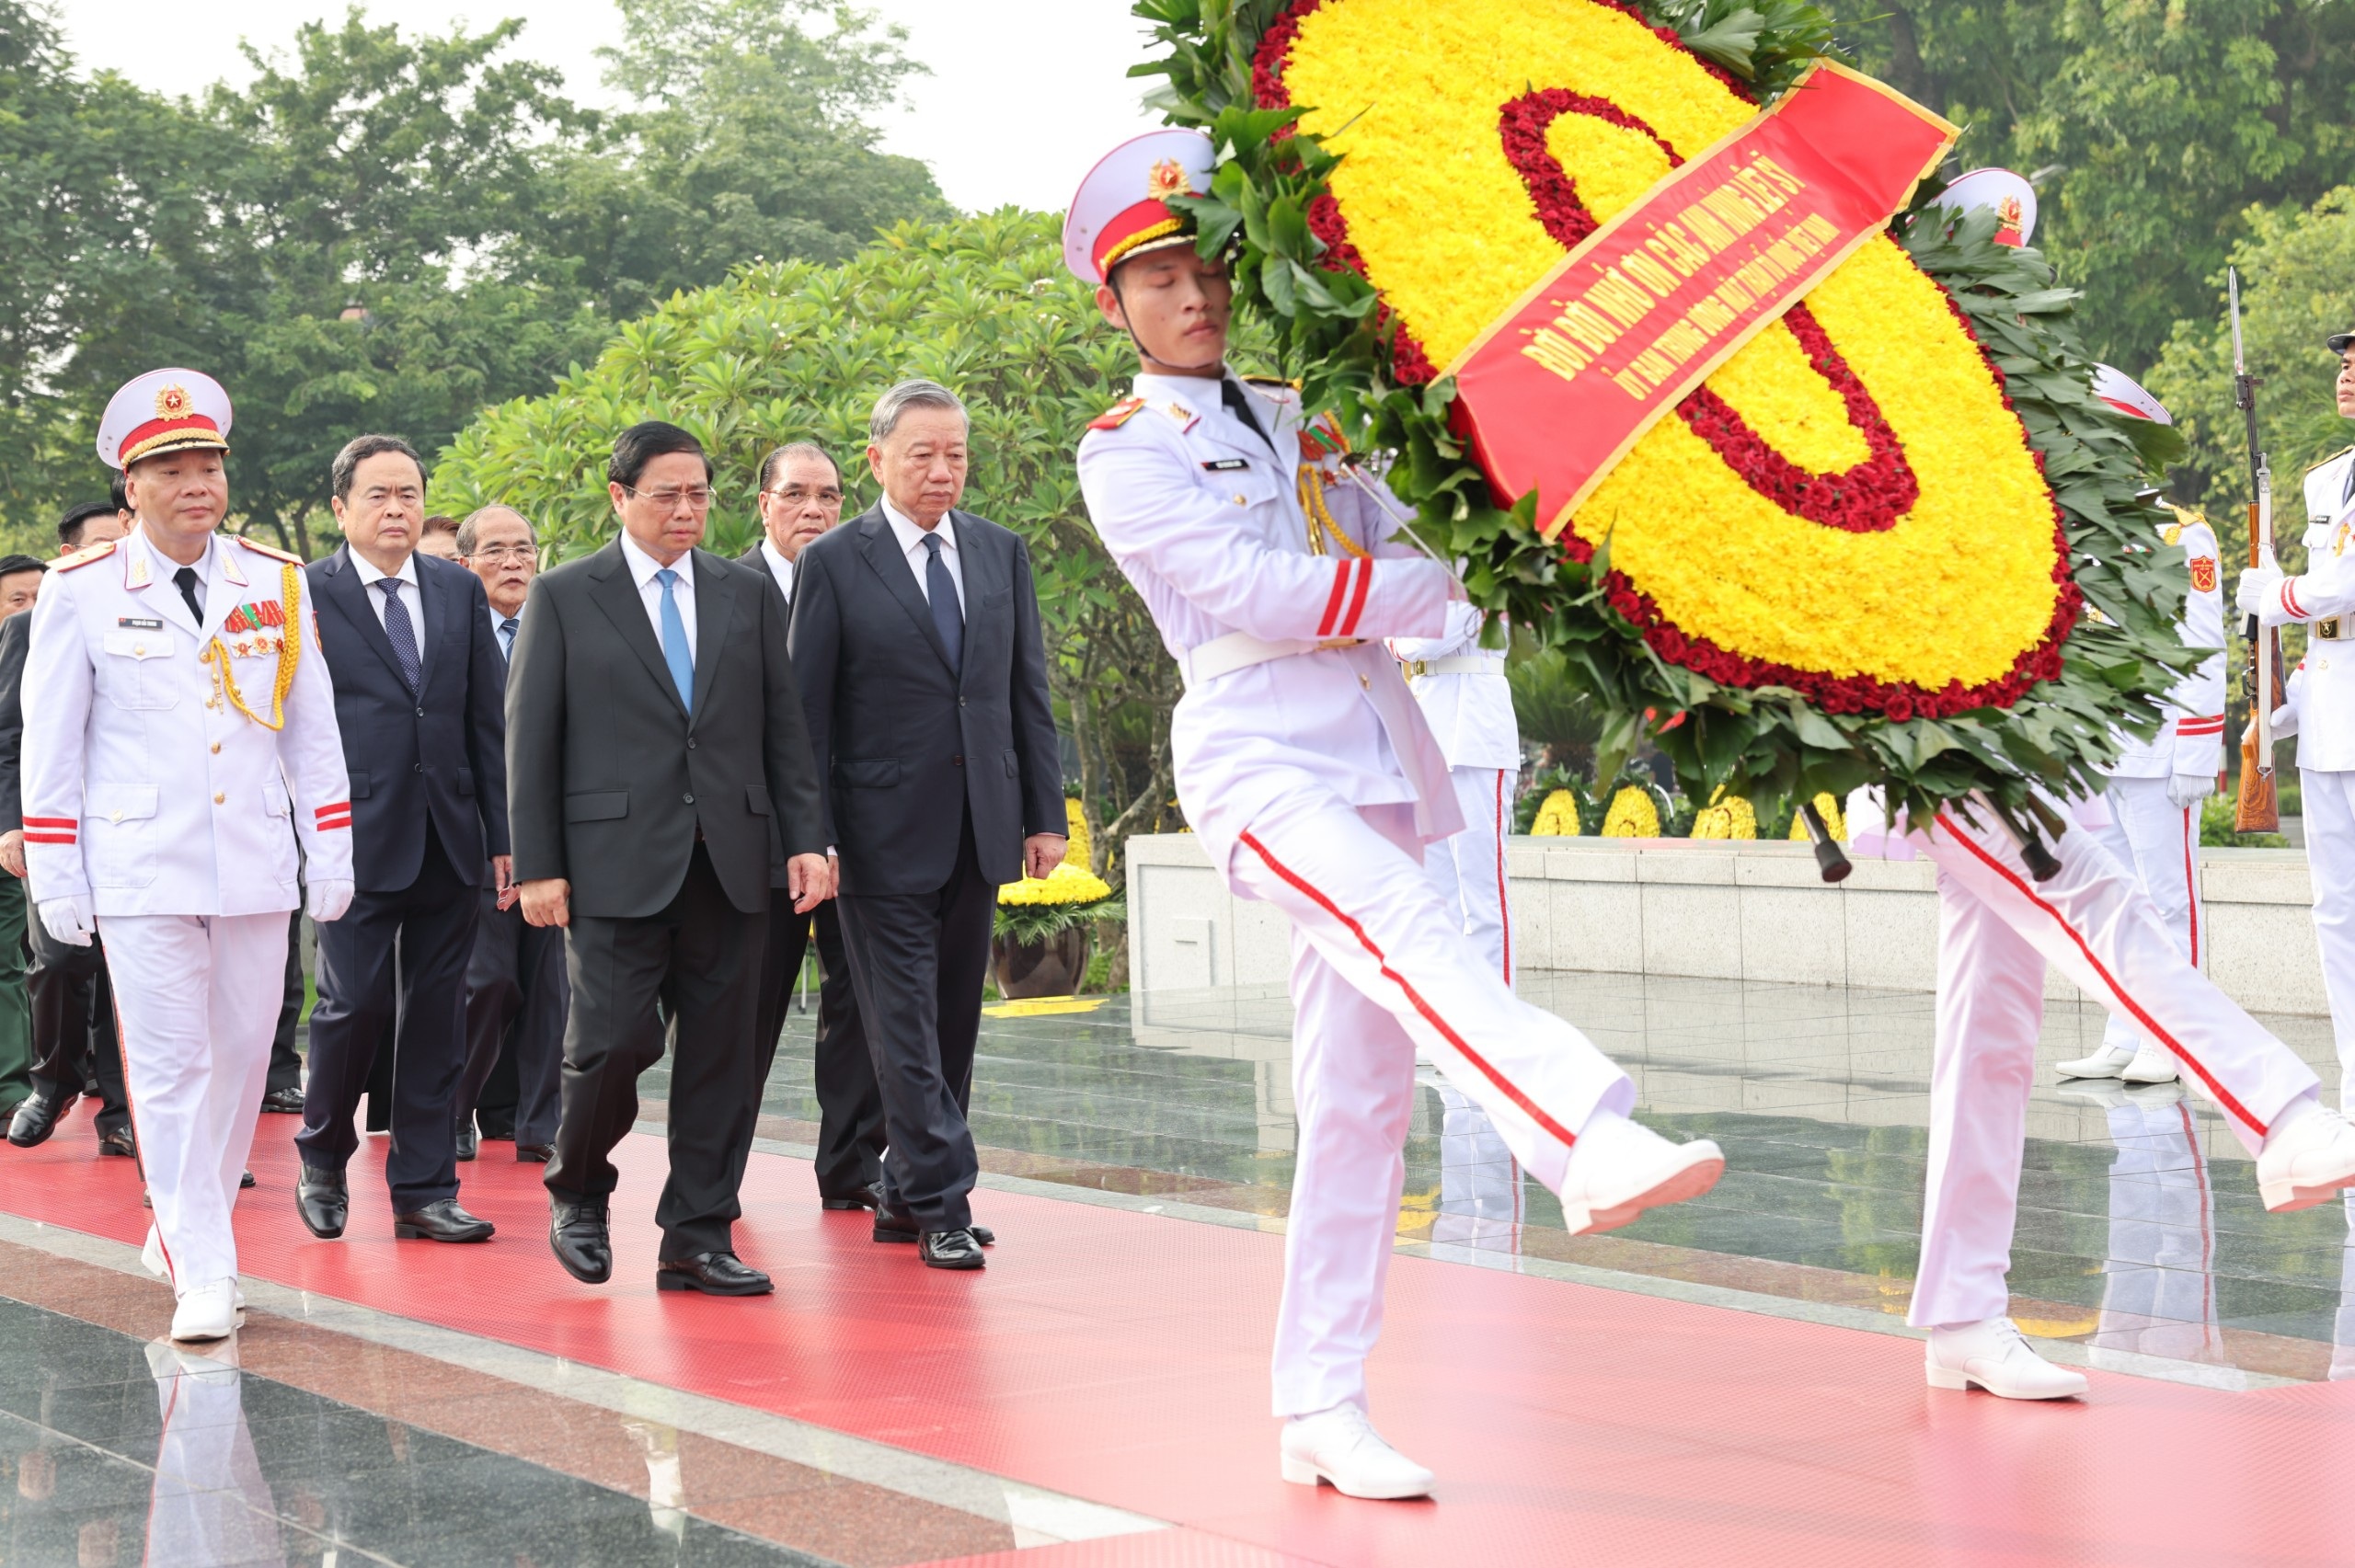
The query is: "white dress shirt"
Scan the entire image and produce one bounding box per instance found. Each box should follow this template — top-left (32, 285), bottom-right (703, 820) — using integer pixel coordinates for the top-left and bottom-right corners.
top-left (618, 529), bottom-right (695, 662)
top-left (349, 548), bottom-right (425, 673)
top-left (758, 536), bottom-right (796, 606)
top-left (881, 496), bottom-right (964, 614)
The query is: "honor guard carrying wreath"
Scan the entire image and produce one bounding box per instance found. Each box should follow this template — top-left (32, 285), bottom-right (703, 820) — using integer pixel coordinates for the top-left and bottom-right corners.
top-left (1069, 129), bottom-right (1724, 1502)
top-left (20, 370), bottom-right (352, 1343)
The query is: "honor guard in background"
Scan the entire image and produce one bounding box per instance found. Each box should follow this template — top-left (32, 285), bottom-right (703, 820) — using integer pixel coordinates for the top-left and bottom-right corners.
top-left (1389, 599), bottom-right (1521, 980)
top-left (2060, 372), bottom-right (2225, 1085)
top-left (1070, 130), bottom-right (1723, 1500)
top-left (21, 370), bottom-right (353, 1343)
top-left (2243, 326), bottom-right (2355, 1109)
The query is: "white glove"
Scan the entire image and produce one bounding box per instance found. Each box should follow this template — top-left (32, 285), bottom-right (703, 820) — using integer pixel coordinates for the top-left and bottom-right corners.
top-left (2236, 563), bottom-right (2283, 618)
top-left (2272, 702), bottom-right (2300, 739)
top-left (306, 877), bottom-right (355, 922)
top-left (38, 895), bottom-right (94, 947)
top-left (2165, 771), bottom-right (2217, 810)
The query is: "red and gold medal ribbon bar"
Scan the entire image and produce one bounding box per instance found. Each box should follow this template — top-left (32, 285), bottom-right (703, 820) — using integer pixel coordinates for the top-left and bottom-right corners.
top-left (1445, 63), bottom-right (1956, 536)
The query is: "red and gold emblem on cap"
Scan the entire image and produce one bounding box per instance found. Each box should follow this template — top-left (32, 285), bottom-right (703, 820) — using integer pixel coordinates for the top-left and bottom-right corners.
top-left (1146, 158), bottom-right (1189, 201)
top-left (1994, 194), bottom-right (2025, 246)
top-left (154, 383), bottom-right (193, 420)
top-left (2189, 555), bottom-right (2218, 593)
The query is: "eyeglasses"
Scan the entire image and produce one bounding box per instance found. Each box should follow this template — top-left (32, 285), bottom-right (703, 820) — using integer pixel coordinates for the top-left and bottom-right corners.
top-left (768, 486), bottom-right (844, 506)
top-left (467, 544), bottom-right (536, 563)
top-left (625, 485), bottom-right (715, 510)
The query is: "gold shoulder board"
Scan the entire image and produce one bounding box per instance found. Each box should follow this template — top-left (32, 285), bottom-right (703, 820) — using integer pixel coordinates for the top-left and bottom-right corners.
top-left (52, 540), bottom-right (118, 573)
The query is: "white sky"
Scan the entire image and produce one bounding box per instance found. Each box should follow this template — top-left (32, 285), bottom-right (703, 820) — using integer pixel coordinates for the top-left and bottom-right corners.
top-left (55, 0), bottom-right (1166, 214)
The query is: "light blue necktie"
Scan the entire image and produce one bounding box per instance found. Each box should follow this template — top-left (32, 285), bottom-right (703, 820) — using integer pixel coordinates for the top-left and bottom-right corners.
top-left (654, 567), bottom-right (694, 706)
top-left (499, 615), bottom-right (519, 662)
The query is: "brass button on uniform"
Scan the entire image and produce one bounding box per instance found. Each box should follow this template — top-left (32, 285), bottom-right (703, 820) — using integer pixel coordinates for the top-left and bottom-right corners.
top-left (1359, 673), bottom-right (1371, 690)
top-left (210, 742), bottom-right (220, 754)
top-left (213, 792), bottom-right (224, 805)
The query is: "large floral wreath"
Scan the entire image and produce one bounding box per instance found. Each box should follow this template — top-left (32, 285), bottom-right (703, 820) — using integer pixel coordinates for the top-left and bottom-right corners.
top-left (1135, 0), bottom-right (2194, 830)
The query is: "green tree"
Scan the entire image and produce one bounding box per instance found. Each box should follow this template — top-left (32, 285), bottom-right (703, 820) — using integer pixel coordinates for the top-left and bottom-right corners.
top-left (432, 212), bottom-right (1184, 883)
top-left (1846, 2), bottom-right (2355, 370)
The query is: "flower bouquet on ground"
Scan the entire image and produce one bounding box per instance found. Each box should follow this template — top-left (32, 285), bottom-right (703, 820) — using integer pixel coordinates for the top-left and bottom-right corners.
top-left (994, 862), bottom-right (1128, 999)
top-left (1136, 0), bottom-right (2195, 869)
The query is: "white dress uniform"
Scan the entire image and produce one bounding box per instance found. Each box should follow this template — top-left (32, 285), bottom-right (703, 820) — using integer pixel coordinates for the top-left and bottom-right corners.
top-left (2077, 1085), bottom-right (2219, 1362)
top-left (1390, 601), bottom-right (1520, 979)
top-left (22, 372), bottom-right (350, 1312)
top-left (1840, 790), bottom-right (2321, 1332)
top-left (2092, 514), bottom-right (2226, 1060)
top-left (1080, 372), bottom-right (1651, 1417)
top-left (2250, 450), bottom-right (2355, 1104)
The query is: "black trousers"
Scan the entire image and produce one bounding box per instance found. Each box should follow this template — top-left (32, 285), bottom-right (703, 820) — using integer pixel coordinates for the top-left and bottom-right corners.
top-left (834, 809), bottom-right (993, 1231)
top-left (753, 899), bottom-right (882, 1199)
top-left (296, 820), bottom-right (479, 1211)
top-left (456, 885), bottom-right (568, 1148)
top-left (547, 842), bottom-right (764, 1263)
top-left (267, 909), bottom-right (304, 1096)
top-left (26, 919), bottom-right (127, 1135)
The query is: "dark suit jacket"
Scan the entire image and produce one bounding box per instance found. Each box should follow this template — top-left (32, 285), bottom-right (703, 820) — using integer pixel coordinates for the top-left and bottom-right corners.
top-left (787, 505), bottom-right (1063, 896)
top-left (0, 610), bottom-right (27, 833)
top-left (308, 546), bottom-right (511, 892)
top-left (739, 542), bottom-right (802, 891)
top-left (505, 539), bottom-right (825, 919)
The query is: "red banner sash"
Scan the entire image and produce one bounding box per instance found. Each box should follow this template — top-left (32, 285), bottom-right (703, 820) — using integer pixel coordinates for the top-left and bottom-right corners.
top-left (1444, 62), bottom-right (1957, 538)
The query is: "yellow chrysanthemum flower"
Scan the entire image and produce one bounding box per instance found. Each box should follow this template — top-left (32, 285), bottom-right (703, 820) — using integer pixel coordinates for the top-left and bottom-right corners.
top-left (1689, 791), bottom-right (1757, 841)
top-left (1063, 798), bottom-right (1091, 869)
top-left (1530, 787), bottom-right (1582, 837)
top-left (1600, 785), bottom-right (1661, 839)
top-left (1786, 792), bottom-right (1847, 841)
top-left (999, 861), bottom-right (1115, 908)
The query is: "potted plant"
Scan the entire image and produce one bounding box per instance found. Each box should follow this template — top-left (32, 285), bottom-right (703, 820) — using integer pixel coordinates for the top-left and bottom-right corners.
top-left (994, 862), bottom-right (1125, 1000)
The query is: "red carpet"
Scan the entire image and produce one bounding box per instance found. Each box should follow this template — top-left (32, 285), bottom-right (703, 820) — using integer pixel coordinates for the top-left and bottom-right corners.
top-left (6, 1101), bottom-right (2353, 1566)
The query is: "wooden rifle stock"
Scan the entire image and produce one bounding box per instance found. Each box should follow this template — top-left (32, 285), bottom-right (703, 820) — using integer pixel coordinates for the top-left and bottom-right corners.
top-left (2234, 727), bottom-right (2279, 832)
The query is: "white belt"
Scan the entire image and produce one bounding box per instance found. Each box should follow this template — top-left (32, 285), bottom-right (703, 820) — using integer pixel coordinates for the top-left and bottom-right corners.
top-left (1180, 631), bottom-right (1362, 688)
top-left (1401, 655), bottom-right (1505, 679)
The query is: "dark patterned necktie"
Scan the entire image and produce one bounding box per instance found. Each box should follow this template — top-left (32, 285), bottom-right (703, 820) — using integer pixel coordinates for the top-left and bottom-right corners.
top-left (375, 578), bottom-right (420, 692)
top-left (499, 616), bottom-right (519, 662)
top-left (922, 532), bottom-right (962, 678)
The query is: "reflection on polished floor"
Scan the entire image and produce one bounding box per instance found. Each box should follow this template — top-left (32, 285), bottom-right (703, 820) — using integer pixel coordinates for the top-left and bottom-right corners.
top-left (774, 968), bottom-right (2355, 1383)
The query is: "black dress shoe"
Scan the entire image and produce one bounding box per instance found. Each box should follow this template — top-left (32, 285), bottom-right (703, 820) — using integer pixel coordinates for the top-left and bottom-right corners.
top-left (874, 1209), bottom-right (994, 1247)
top-left (918, 1228), bottom-right (986, 1270)
top-left (296, 1166), bottom-right (348, 1239)
top-left (7, 1090), bottom-right (69, 1149)
top-left (97, 1126), bottom-right (137, 1158)
top-left (549, 1197), bottom-right (612, 1284)
top-left (822, 1180), bottom-right (885, 1212)
top-left (454, 1124), bottom-right (478, 1162)
top-left (258, 1086), bottom-right (305, 1115)
top-left (394, 1198), bottom-right (495, 1242)
top-left (515, 1143), bottom-right (554, 1164)
top-left (239, 1169), bottom-right (255, 1189)
top-left (656, 1252), bottom-right (774, 1295)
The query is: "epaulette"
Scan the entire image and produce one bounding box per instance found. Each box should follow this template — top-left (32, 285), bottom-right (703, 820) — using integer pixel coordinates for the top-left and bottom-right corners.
top-left (1241, 375), bottom-right (1301, 403)
top-left (1088, 397), bottom-right (1146, 431)
top-left (234, 534), bottom-right (303, 566)
top-left (2307, 445), bottom-right (2354, 475)
top-left (52, 540), bottom-right (117, 573)
top-left (2160, 523), bottom-right (2182, 547)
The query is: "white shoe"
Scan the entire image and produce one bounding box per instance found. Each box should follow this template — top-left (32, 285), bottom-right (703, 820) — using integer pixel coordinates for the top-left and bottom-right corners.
top-left (2120, 1043), bottom-right (2179, 1084)
top-left (1556, 1112), bottom-right (1723, 1236)
top-left (2055, 1044), bottom-right (2135, 1080)
top-left (1280, 1404), bottom-right (1434, 1500)
top-left (1924, 1320), bottom-right (2087, 1400)
top-left (2257, 1109), bottom-right (2355, 1212)
top-left (169, 1279), bottom-right (238, 1344)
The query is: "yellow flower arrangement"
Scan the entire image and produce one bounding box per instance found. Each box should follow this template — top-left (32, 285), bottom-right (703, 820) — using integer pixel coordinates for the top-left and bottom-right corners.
top-left (1530, 787), bottom-right (1582, 837)
top-left (1689, 791), bottom-right (1757, 841)
top-left (1000, 861), bottom-right (1114, 908)
top-left (1062, 797), bottom-right (1091, 868)
top-left (1786, 793), bottom-right (1847, 842)
top-left (1600, 785), bottom-right (1661, 839)
top-left (1279, 0), bottom-right (2062, 698)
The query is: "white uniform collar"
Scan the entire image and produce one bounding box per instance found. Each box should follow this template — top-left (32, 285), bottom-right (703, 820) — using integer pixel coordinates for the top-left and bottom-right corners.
top-left (122, 525), bottom-right (215, 593)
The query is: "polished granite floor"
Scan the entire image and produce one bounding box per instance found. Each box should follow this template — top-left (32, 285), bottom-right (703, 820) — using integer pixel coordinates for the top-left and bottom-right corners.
top-left (759, 968), bottom-right (2355, 1382)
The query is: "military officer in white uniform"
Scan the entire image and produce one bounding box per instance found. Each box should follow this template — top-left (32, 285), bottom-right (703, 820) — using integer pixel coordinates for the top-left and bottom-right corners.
top-left (21, 370), bottom-right (352, 1343)
top-left (2242, 327), bottom-right (2355, 1109)
top-left (1389, 601), bottom-right (1520, 979)
top-left (1069, 131), bottom-right (1723, 1500)
top-left (2060, 372), bottom-right (2226, 1085)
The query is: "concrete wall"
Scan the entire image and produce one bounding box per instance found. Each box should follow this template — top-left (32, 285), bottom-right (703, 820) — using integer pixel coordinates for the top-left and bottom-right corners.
top-left (1125, 833), bottom-right (2331, 1015)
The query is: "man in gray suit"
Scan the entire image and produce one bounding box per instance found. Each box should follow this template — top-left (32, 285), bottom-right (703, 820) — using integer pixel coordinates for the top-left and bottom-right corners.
top-left (508, 421), bottom-right (830, 1296)
top-left (789, 381), bottom-right (1064, 1271)
top-left (741, 442), bottom-right (884, 1210)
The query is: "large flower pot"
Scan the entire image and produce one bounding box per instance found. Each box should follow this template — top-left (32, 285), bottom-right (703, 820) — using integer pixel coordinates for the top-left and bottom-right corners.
top-left (992, 926), bottom-right (1092, 1000)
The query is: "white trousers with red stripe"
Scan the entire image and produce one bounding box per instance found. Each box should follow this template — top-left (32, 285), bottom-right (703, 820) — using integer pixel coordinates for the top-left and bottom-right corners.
top-left (1228, 792), bottom-right (1633, 1416)
top-left (1423, 765), bottom-right (1514, 983)
top-left (1907, 804), bottom-right (2319, 1328)
top-left (102, 911), bottom-right (287, 1295)
top-left (2301, 769), bottom-right (2355, 1108)
top-left (2093, 775), bottom-right (2206, 1056)
top-left (2096, 1093), bottom-right (2218, 1361)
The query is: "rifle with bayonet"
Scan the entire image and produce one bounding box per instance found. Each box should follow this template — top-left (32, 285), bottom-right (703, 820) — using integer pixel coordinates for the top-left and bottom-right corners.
top-left (2231, 266), bottom-right (2284, 833)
